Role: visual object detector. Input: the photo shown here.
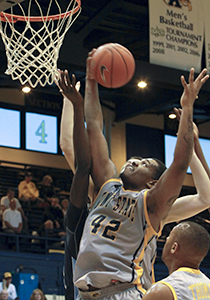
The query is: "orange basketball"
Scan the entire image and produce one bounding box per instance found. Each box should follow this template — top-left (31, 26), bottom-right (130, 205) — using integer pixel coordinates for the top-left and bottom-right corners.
top-left (91, 43), bottom-right (135, 88)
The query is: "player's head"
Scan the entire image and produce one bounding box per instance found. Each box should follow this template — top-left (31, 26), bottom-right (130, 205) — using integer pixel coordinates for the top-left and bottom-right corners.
top-left (162, 221), bottom-right (210, 273)
top-left (119, 156), bottom-right (166, 190)
top-left (150, 158), bottom-right (167, 180)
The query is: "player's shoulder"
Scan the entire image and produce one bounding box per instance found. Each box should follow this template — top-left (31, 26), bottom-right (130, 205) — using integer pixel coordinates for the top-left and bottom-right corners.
top-left (144, 282), bottom-right (174, 300)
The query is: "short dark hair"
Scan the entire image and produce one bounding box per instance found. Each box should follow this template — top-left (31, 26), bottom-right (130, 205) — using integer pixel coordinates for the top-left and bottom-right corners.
top-left (151, 158), bottom-right (167, 180)
top-left (7, 187), bottom-right (15, 193)
top-left (177, 221), bottom-right (210, 258)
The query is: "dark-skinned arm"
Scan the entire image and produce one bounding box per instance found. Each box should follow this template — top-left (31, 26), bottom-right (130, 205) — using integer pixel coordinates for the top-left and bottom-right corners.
top-left (147, 68), bottom-right (209, 231)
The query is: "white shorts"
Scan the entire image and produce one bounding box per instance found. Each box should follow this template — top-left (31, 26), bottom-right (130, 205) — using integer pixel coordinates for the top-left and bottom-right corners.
top-left (76, 282), bottom-right (144, 300)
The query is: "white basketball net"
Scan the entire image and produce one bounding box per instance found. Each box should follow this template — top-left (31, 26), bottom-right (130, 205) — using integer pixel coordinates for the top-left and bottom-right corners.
top-left (0, 0), bottom-right (81, 88)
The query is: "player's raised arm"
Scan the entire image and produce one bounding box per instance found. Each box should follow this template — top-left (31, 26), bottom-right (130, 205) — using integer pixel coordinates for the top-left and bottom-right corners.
top-left (58, 73), bottom-right (96, 201)
top-left (84, 50), bottom-right (118, 191)
top-left (60, 95), bottom-right (75, 173)
top-left (162, 112), bottom-right (210, 225)
top-left (193, 124), bottom-right (210, 179)
top-left (147, 68), bottom-right (209, 231)
top-left (174, 107), bottom-right (210, 179)
top-left (162, 149), bottom-right (210, 225)
top-left (58, 71), bottom-right (91, 208)
top-left (57, 69), bottom-right (79, 172)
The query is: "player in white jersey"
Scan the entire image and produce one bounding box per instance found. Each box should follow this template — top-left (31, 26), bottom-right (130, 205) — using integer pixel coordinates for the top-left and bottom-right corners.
top-left (77, 50), bottom-right (210, 299)
top-left (57, 55), bottom-right (210, 299)
top-left (75, 180), bottom-right (159, 294)
top-left (143, 221), bottom-right (210, 300)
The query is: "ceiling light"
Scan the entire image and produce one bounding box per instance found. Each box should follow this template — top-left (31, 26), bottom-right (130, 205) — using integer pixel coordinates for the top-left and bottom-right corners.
top-left (137, 81), bottom-right (147, 88)
top-left (168, 113), bottom-right (176, 119)
top-left (22, 86), bottom-right (31, 93)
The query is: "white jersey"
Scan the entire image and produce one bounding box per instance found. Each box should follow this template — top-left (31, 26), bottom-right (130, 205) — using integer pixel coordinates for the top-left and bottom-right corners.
top-left (0, 282), bottom-right (18, 300)
top-left (159, 267), bottom-right (210, 300)
top-left (74, 179), bottom-right (161, 292)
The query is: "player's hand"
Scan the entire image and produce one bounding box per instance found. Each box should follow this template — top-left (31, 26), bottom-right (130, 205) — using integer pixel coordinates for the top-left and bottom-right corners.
top-left (55, 69), bottom-right (80, 91)
top-left (180, 68), bottom-right (209, 109)
top-left (57, 70), bottom-right (83, 106)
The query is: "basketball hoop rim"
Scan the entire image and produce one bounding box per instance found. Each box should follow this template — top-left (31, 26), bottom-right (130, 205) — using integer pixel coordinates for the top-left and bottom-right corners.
top-left (0, 0), bottom-right (81, 23)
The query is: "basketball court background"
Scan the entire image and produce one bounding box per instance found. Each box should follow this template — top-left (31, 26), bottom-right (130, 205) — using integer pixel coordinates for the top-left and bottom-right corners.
top-left (0, 1), bottom-right (209, 300)
top-left (0, 0), bottom-right (209, 122)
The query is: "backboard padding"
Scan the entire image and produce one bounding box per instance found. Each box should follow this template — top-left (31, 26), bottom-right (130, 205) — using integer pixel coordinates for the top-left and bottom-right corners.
top-left (0, 0), bottom-right (24, 12)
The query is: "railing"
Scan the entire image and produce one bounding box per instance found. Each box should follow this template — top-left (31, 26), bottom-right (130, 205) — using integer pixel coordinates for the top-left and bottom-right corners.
top-left (0, 230), bottom-right (65, 255)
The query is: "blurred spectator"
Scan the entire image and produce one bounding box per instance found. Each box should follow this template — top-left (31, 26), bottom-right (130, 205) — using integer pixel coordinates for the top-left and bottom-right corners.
top-left (0, 272), bottom-right (18, 300)
top-left (3, 200), bottom-right (23, 234)
top-left (18, 172), bottom-right (42, 208)
top-left (29, 289), bottom-right (45, 300)
top-left (2, 199), bottom-right (29, 248)
top-left (61, 198), bottom-right (69, 218)
top-left (39, 175), bottom-right (56, 199)
top-left (37, 175), bottom-right (56, 208)
top-left (0, 290), bottom-right (9, 300)
top-left (38, 220), bottom-right (66, 248)
top-left (39, 197), bottom-right (64, 230)
top-left (1, 188), bottom-right (28, 230)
